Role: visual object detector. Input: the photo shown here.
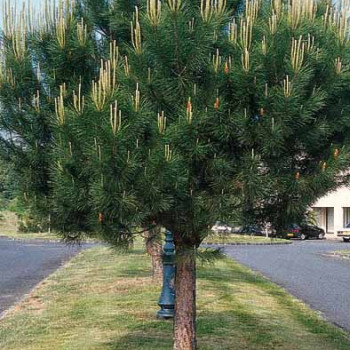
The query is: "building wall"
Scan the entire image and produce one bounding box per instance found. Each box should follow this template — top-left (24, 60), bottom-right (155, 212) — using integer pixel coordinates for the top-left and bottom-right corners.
top-left (312, 186), bottom-right (350, 236)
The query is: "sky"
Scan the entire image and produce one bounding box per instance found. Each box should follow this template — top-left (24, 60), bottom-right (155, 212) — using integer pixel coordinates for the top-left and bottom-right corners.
top-left (0, 0), bottom-right (344, 28)
top-left (0, 0), bottom-right (42, 28)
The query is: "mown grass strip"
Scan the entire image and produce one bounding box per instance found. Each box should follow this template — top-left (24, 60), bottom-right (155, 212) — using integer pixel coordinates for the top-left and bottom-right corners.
top-left (204, 233), bottom-right (290, 245)
top-left (0, 245), bottom-right (349, 350)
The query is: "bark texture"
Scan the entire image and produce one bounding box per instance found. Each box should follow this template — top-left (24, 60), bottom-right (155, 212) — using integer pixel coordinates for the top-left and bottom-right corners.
top-left (174, 247), bottom-right (196, 350)
top-left (145, 226), bottom-right (163, 279)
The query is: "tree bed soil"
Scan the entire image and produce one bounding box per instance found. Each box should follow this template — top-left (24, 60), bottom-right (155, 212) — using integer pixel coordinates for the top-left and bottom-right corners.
top-left (0, 244), bottom-right (349, 350)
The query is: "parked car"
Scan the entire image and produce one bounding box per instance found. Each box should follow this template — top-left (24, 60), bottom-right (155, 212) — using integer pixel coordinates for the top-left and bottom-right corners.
top-left (281, 223), bottom-right (298, 239)
top-left (337, 223), bottom-right (350, 242)
top-left (238, 225), bottom-right (264, 236)
top-left (284, 223), bottom-right (325, 240)
top-left (211, 221), bottom-right (232, 233)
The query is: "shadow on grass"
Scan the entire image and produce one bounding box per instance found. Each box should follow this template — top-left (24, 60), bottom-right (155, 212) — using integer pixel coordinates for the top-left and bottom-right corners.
top-left (115, 268), bottom-right (153, 278)
top-left (100, 308), bottom-right (284, 350)
top-left (101, 318), bottom-right (172, 350)
top-left (107, 246), bottom-right (146, 257)
top-left (101, 259), bottom-right (285, 349)
top-left (104, 247), bottom-right (153, 278)
top-left (197, 259), bottom-right (350, 349)
top-left (197, 260), bottom-right (274, 292)
top-left (74, 250), bottom-right (350, 350)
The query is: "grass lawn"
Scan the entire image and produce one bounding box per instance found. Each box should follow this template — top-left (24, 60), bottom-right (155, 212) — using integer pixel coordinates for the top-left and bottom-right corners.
top-left (0, 244), bottom-right (349, 350)
top-left (0, 211), bottom-right (93, 242)
top-left (204, 233), bottom-right (290, 245)
top-left (0, 212), bottom-right (59, 241)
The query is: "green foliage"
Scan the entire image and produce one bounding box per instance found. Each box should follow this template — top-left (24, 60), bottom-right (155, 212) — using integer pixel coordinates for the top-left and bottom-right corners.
top-left (196, 247), bottom-right (226, 265)
top-left (1, 0), bottom-right (350, 244)
top-left (0, 0), bottom-right (99, 229)
top-left (50, 0), bottom-right (350, 245)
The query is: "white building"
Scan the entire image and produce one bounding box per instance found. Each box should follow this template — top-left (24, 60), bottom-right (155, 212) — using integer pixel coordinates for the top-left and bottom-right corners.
top-left (312, 186), bottom-right (350, 237)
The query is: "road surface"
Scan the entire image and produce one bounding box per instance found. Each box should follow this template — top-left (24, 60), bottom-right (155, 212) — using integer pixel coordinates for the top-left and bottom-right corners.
top-left (0, 237), bottom-right (84, 316)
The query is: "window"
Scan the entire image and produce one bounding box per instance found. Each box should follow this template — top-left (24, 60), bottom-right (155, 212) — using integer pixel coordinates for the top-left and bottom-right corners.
top-left (343, 208), bottom-right (350, 228)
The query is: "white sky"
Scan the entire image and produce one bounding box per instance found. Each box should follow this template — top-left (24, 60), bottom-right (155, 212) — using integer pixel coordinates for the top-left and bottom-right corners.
top-left (0, 0), bottom-right (344, 28)
top-left (0, 0), bottom-right (42, 27)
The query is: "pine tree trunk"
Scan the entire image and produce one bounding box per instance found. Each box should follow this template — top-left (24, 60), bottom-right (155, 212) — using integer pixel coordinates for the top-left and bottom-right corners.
top-left (174, 247), bottom-right (196, 350)
top-left (145, 226), bottom-right (163, 279)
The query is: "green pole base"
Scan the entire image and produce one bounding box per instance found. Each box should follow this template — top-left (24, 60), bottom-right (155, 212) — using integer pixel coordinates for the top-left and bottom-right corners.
top-left (157, 307), bottom-right (175, 319)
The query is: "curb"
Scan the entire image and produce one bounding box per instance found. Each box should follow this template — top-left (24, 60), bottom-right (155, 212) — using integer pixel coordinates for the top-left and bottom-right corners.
top-left (322, 253), bottom-right (350, 260)
top-left (205, 241), bottom-right (292, 246)
top-left (0, 235), bottom-right (63, 244)
top-left (0, 235), bottom-right (97, 245)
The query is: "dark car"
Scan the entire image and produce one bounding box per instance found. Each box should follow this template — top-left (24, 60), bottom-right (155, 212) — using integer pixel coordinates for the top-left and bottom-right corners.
top-left (238, 225), bottom-right (264, 236)
top-left (285, 223), bottom-right (325, 240)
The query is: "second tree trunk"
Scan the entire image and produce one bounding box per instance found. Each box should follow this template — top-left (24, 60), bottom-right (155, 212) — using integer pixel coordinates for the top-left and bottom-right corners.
top-left (145, 226), bottom-right (163, 279)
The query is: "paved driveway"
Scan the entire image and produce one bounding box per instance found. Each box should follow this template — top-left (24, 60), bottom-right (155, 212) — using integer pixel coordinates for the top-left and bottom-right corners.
top-left (0, 237), bottom-right (84, 316)
top-left (223, 240), bottom-right (350, 331)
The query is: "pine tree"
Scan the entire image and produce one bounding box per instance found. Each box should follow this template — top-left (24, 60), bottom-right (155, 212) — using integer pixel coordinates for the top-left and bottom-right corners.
top-left (48, 1), bottom-right (350, 348)
top-left (2, 1), bottom-right (350, 349)
top-left (0, 4), bottom-right (50, 228)
top-left (0, 0), bottom-right (99, 230)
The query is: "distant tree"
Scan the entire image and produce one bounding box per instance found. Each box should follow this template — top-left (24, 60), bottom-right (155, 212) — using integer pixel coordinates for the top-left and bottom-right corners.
top-left (0, 156), bottom-right (15, 210)
top-left (0, 0), bottom-right (168, 272)
top-left (0, 0), bottom-right (100, 229)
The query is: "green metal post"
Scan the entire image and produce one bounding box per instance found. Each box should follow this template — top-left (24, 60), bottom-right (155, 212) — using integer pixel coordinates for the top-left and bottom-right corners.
top-left (157, 229), bottom-right (175, 319)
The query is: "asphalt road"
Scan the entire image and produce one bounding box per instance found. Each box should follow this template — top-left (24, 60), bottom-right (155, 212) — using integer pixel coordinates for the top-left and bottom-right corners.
top-left (0, 237), bottom-right (84, 316)
top-left (223, 240), bottom-right (350, 331)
